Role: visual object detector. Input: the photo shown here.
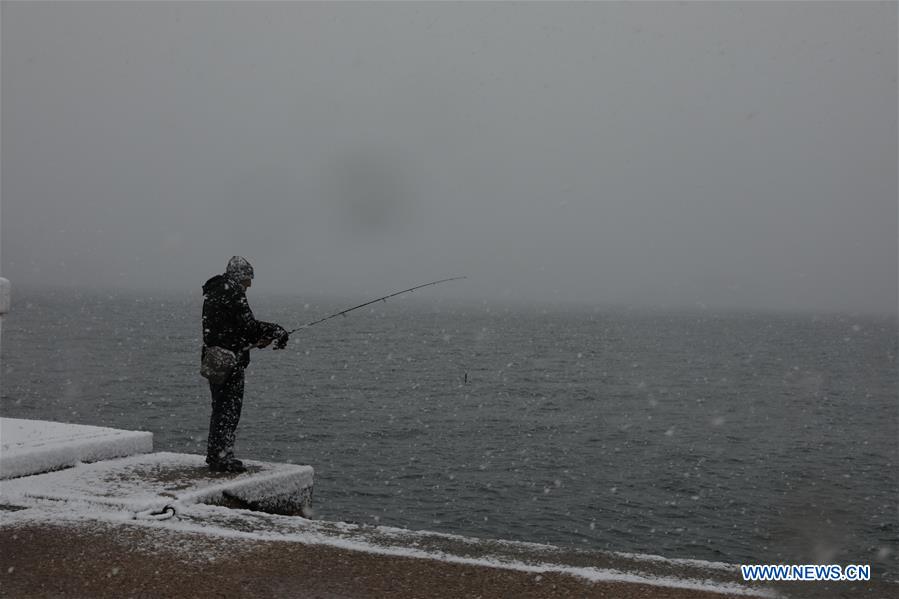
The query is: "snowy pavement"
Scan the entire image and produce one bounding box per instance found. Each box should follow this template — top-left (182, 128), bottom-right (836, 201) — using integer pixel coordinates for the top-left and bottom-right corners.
top-left (1, 497), bottom-right (777, 598)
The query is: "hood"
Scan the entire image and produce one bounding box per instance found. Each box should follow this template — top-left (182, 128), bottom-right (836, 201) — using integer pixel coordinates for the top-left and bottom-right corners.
top-left (202, 273), bottom-right (237, 296)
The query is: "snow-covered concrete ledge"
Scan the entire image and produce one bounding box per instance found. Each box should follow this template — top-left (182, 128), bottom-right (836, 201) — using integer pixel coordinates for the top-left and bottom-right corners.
top-left (0, 451), bottom-right (314, 518)
top-left (0, 418), bottom-right (153, 480)
top-left (1, 419), bottom-right (313, 517)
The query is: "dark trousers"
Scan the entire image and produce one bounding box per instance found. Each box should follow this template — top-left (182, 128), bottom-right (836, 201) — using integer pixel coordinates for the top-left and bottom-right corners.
top-left (206, 367), bottom-right (245, 464)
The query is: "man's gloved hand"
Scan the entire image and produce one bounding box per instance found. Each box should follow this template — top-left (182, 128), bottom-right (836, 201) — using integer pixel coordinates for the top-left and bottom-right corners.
top-left (273, 326), bottom-right (290, 350)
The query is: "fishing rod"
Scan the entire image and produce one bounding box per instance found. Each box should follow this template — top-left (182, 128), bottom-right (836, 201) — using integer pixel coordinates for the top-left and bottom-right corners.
top-left (286, 276), bottom-right (466, 335)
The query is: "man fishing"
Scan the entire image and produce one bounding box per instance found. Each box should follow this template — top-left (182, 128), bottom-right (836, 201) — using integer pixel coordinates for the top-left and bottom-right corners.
top-left (201, 256), bottom-right (289, 473)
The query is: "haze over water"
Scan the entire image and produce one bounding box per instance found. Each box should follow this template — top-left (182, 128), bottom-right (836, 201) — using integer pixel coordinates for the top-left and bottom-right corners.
top-left (3, 2), bottom-right (896, 316)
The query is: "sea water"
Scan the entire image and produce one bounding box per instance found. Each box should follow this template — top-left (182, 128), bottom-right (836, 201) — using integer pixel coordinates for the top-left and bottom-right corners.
top-left (2, 287), bottom-right (896, 577)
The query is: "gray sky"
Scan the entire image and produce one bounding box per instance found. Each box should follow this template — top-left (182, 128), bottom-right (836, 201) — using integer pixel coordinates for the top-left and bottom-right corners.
top-left (2, 1), bottom-right (896, 314)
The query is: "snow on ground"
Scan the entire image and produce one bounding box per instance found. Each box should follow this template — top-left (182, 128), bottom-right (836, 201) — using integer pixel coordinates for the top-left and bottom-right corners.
top-left (0, 418), bottom-right (153, 479)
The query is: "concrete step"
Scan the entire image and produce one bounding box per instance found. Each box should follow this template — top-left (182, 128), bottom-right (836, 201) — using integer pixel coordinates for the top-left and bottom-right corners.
top-left (0, 417), bottom-right (153, 479)
top-left (0, 451), bottom-right (314, 517)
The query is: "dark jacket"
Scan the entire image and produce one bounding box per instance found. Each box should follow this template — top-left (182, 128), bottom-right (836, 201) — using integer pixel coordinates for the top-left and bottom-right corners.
top-left (202, 273), bottom-right (281, 368)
